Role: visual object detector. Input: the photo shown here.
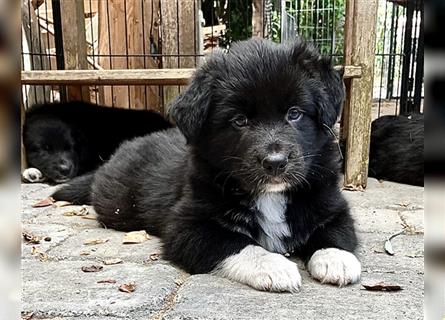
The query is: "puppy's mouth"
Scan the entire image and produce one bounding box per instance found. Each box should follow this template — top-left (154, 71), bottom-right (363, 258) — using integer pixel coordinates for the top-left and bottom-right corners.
top-left (261, 177), bottom-right (291, 193)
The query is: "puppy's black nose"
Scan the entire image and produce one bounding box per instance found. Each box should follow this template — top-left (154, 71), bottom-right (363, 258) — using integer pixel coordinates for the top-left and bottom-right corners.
top-left (262, 154), bottom-right (288, 176)
top-left (59, 163), bottom-right (72, 176)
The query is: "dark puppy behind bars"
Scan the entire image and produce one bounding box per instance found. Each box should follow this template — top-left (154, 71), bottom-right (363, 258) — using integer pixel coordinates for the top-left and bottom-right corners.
top-left (369, 113), bottom-right (424, 186)
top-left (53, 38), bottom-right (360, 292)
top-left (23, 101), bottom-right (171, 184)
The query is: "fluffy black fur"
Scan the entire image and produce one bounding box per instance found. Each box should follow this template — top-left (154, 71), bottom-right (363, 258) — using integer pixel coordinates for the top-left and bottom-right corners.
top-left (23, 101), bottom-right (171, 183)
top-left (54, 39), bottom-right (357, 275)
top-left (369, 114), bottom-right (424, 186)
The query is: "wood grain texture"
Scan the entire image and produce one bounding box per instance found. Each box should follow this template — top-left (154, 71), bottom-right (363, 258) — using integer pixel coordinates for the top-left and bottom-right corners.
top-left (343, 0), bottom-right (379, 189)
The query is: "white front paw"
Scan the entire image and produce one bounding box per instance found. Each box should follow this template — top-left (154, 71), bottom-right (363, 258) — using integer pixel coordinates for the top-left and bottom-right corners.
top-left (307, 248), bottom-right (361, 286)
top-left (22, 168), bottom-right (45, 183)
top-left (213, 245), bottom-right (301, 292)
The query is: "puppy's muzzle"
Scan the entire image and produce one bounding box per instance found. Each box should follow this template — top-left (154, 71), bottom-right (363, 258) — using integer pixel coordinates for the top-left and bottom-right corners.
top-left (262, 153), bottom-right (288, 176)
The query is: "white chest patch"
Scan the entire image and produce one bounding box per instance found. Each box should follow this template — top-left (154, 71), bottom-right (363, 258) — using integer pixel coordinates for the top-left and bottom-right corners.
top-left (254, 192), bottom-right (290, 253)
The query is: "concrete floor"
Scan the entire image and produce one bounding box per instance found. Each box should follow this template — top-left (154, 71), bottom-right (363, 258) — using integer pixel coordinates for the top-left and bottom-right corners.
top-left (21, 178), bottom-right (424, 320)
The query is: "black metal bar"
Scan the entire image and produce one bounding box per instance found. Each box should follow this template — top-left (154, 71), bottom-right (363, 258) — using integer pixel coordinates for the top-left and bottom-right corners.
top-left (386, 3), bottom-right (397, 100)
top-left (51, 0), bottom-right (66, 101)
top-left (399, 0), bottom-right (414, 115)
top-left (141, 0), bottom-right (148, 110)
top-left (413, 2), bottom-right (424, 113)
top-left (123, 0), bottom-right (131, 109)
top-left (105, 0), bottom-right (115, 107)
top-left (377, 0), bottom-right (389, 118)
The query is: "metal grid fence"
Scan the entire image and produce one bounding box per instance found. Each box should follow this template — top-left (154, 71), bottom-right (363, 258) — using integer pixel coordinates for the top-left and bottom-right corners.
top-left (21, 0), bottom-right (423, 119)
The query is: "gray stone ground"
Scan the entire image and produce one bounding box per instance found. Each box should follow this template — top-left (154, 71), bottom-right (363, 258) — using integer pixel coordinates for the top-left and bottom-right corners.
top-left (21, 178), bottom-right (424, 320)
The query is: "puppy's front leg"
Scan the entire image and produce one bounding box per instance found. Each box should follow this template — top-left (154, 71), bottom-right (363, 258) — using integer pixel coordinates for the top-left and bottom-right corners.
top-left (301, 214), bottom-right (361, 286)
top-left (163, 223), bottom-right (301, 292)
top-left (213, 245), bottom-right (301, 292)
top-left (22, 168), bottom-right (45, 183)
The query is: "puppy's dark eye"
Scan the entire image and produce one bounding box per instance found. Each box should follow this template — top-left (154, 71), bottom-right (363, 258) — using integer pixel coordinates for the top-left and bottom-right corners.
top-left (287, 107), bottom-right (303, 122)
top-left (231, 114), bottom-right (248, 128)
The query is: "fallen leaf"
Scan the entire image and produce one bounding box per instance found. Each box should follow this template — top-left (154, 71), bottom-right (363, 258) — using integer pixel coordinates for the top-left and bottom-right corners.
top-left (342, 184), bottom-right (364, 192)
top-left (406, 251), bottom-right (424, 258)
top-left (384, 239), bottom-right (395, 255)
top-left (83, 238), bottom-right (109, 245)
top-left (122, 230), bottom-right (150, 244)
top-left (22, 312), bottom-right (34, 320)
top-left (397, 202), bottom-right (410, 208)
top-left (79, 251), bottom-right (90, 256)
top-left (22, 231), bottom-right (40, 244)
top-left (32, 197), bottom-right (55, 208)
top-left (149, 253), bottom-right (160, 261)
top-left (31, 246), bottom-right (49, 261)
top-left (119, 282), bottom-right (136, 293)
top-left (103, 258), bottom-right (123, 265)
top-left (63, 206), bottom-right (89, 216)
top-left (97, 279), bottom-right (117, 284)
top-left (53, 201), bottom-right (72, 207)
top-left (81, 265), bottom-right (103, 273)
top-left (362, 281), bottom-right (403, 291)
top-left (81, 215), bottom-right (97, 220)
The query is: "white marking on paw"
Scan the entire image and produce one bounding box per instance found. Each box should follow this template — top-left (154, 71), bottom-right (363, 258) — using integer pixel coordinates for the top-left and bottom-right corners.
top-left (307, 248), bottom-right (361, 286)
top-left (254, 193), bottom-right (290, 253)
top-left (22, 168), bottom-right (45, 183)
top-left (212, 245), bottom-right (301, 292)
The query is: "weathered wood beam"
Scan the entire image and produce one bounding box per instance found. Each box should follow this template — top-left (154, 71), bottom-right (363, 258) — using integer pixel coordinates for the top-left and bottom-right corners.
top-left (21, 69), bottom-right (196, 86)
top-left (60, 0), bottom-right (90, 101)
top-left (21, 65), bottom-right (362, 86)
top-left (342, 0), bottom-right (379, 189)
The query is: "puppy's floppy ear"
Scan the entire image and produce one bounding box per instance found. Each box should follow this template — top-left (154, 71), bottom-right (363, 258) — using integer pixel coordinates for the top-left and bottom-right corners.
top-left (169, 67), bottom-right (212, 144)
top-left (317, 57), bottom-right (346, 128)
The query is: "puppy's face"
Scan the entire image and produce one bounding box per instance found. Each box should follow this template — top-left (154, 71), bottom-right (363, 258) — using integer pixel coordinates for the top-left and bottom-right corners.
top-left (172, 39), bottom-right (345, 194)
top-left (25, 118), bottom-right (79, 183)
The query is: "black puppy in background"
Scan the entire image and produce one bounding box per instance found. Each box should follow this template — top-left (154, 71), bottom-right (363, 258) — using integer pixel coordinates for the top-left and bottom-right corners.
top-left (54, 38), bottom-right (360, 292)
top-left (369, 113), bottom-right (424, 186)
top-left (23, 101), bottom-right (171, 183)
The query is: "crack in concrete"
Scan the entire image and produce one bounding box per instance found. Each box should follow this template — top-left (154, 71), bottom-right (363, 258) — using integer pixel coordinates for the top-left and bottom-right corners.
top-left (148, 272), bottom-right (190, 320)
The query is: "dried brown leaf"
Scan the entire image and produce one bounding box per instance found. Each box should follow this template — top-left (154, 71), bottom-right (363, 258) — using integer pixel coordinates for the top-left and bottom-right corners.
top-left (32, 197), bottom-right (55, 208)
top-left (63, 206), bottom-right (89, 216)
top-left (342, 184), bottom-right (364, 192)
top-left (362, 281), bottom-right (403, 291)
top-left (103, 258), bottom-right (123, 265)
top-left (81, 215), bottom-right (97, 220)
top-left (53, 201), bottom-right (72, 207)
top-left (97, 279), bottom-right (117, 284)
top-left (22, 231), bottom-right (40, 244)
top-left (122, 230), bottom-right (150, 244)
top-left (83, 238), bottom-right (109, 246)
top-left (119, 282), bottom-right (136, 293)
top-left (149, 253), bottom-right (160, 261)
top-left (79, 251), bottom-right (90, 256)
top-left (81, 265), bottom-right (103, 273)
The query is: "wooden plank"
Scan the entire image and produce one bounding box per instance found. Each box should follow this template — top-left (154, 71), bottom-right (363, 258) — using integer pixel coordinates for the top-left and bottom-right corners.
top-left (252, 0), bottom-right (264, 37)
top-left (97, 0), bottom-right (162, 110)
top-left (342, 0), bottom-right (379, 189)
top-left (162, 0), bottom-right (199, 116)
top-left (60, 0), bottom-right (90, 101)
top-left (21, 69), bottom-right (195, 85)
top-left (21, 0), bottom-right (50, 105)
top-left (21, 65), bottom-right (362, 86)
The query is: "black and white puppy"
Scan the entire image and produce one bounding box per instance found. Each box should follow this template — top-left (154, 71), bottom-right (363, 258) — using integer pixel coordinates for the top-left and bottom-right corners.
top-left (369, 114), bottom-right (424, 186)
top-left (23, 101), bottom-right (171, 183)
top-left (53, 38), bottom-right (360, 292)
